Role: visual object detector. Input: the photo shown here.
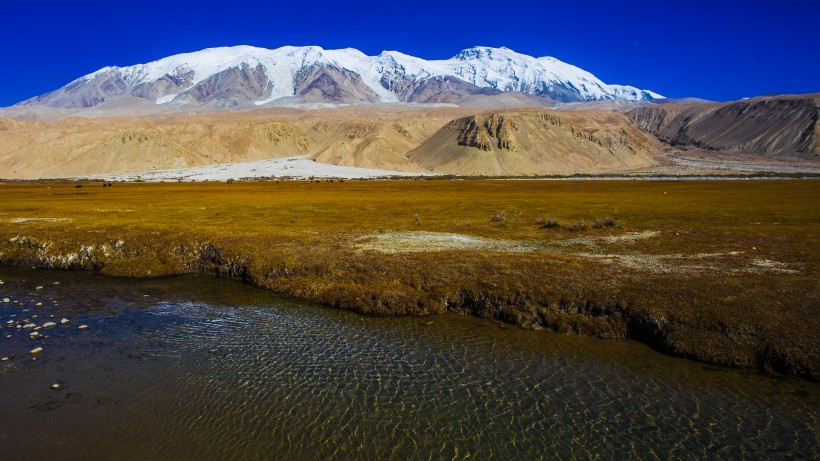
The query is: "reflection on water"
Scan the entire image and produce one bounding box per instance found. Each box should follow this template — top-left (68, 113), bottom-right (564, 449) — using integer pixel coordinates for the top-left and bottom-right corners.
top-left (0, 268), bottom-right (816, 460)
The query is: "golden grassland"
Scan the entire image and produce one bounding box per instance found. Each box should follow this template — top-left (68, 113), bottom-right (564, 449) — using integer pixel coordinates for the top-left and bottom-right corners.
top-left (0, 179), bottom-right (817, 378)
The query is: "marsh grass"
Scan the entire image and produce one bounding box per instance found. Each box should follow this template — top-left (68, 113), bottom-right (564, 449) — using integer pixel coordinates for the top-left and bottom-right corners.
top-left (537, 217), bottom-right (561, 228)
top-left (0, 179), bottom-right (817, 377)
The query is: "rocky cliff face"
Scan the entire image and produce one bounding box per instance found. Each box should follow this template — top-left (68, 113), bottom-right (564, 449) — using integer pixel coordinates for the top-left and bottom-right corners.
top-left (408, 109), bottom-right (658, 175)
top-left (293, 65), bottom-right (380, 104)
top-left (457, 114), bottom-right (518, 151)
top-left (628, 94), bottom-right (820, 158)
top-left (172, 63), bottom-right (271, 108)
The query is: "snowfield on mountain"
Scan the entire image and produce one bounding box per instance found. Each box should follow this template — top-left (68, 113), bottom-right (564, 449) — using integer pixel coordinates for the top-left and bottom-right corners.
top-left (18, 45), bottom-right (663, 109)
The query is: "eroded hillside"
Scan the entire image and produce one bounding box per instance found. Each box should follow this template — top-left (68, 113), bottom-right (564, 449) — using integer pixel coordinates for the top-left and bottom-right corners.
top-left (0, 107), bottom-right (663, 179)
top-left (627, 94), bottom-right (820, 158)
top-left (0, 108), bottom-right (466, 178)
top-left (407, 110), bottom-right (659, 175)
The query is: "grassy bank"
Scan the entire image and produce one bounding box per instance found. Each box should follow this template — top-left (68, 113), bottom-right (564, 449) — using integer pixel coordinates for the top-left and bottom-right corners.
top-left (0, 179), bottom-right (817, 378)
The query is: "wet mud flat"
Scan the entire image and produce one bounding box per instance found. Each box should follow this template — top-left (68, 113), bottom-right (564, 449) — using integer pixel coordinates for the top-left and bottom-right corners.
top-left (0, 267), bottom-right (817, 460)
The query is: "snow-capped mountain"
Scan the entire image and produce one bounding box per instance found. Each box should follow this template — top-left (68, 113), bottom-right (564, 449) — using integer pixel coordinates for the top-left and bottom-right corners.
top-left (18, 45), bottom-right (663, 109)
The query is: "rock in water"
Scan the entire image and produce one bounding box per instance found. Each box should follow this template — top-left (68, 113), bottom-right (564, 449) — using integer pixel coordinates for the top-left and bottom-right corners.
top-left (30, 347), bottom-right (43, 355)
top-left (60, 318), bottom-right (70, 325)
top-left (41, 321), bottom-right (57, 329)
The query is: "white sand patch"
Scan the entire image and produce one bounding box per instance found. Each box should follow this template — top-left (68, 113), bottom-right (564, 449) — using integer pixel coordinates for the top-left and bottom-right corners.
top-left (89, 156), bottom-right (437, 182)
top-left (356, 232), bottom-right (539, 253)
top-left (10, 217), bottom-right (74, 223)
top-left (355, 231), bottom-right (799, 275)
top-left (358, 230), bottom-right (661, 254)
top-left (745, 259), bottom-right (800, 274)
top-left (599, 231), bottom-right (660, 243)
top-left (555, 231), bottom-right (660, 247)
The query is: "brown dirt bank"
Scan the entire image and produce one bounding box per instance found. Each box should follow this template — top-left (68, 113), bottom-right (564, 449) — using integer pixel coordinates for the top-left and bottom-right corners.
top-left (0, 180), bottom-right (817, 379)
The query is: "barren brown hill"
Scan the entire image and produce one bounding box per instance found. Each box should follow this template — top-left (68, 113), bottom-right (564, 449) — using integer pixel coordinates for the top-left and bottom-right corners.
top-left (0, 107), bottom-right (478, 179)
top-left (627, 94), bottom-right (820, 158)
top-left (407, 110), bottom-right (660, 175)
top-left (5, 99), bottom-right (818, 180)
top-left (0, 107), bottom-right (665, 179)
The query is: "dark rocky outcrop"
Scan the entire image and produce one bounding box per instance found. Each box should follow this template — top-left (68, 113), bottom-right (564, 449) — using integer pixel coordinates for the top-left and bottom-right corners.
top-left (628, 94), bottom-right (820, 158)
top-left (172, 63), bottom-right (271, 108)
top-left (399, 76), bottom-right (501, 104)
top-left (294, 64), bottom-right (379, 104)
top-left (20, 68), bottom-right (132, 108)
top-left (130, 70), bottom-right (195, 100)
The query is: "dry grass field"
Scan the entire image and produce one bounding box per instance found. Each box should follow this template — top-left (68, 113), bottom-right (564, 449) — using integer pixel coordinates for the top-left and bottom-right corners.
top-left (0, 179), bottom-right (817, 378)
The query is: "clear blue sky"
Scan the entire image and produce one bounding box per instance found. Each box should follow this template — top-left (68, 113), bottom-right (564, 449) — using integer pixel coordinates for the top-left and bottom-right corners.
top-left (2, 0), bottom-right (818, 106)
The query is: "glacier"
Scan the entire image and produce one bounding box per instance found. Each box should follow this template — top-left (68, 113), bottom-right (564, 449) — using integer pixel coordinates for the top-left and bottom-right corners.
top-left (23, 45), bottom-right (663, 109)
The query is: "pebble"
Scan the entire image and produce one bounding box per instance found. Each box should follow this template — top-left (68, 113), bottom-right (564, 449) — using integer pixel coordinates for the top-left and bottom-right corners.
top-left (35, 302), bottom-right (42, 306)
top-left (1, 357), bottom-right (7, 361)
top-left (51, 384), bottom-right (61, 390)
top-left (78, 325), bottom-right (89, 331)
top-left (30, 347), bottom-right (43, 355)
top-left (53, 282), bottom-right (60, 286)
top-left (60, 318), bottom-right (70, 325)
top-left (41, 322), bottom-right (57, 329)
top-left (2, 298), bottom-right (9, 303)
top-left (29, 332), bottom-right (40, 339)
top-left (22, 323), bottom-right (36, 329)
top-left (5, 320), bottom-right (13, 325)
top-left (35, 286), bottom-right (44, 290)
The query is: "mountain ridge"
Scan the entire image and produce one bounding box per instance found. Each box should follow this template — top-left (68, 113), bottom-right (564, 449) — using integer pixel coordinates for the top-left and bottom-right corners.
top-left (16, 45), bottom-right (663, 110)
top-left (627, 94), bottom-right (820, 158)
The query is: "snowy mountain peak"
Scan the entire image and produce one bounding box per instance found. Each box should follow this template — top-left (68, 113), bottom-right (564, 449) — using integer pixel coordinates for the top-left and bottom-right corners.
top-left (20, 45), bottom-right (664, 109)
top-left (453, 46), bottom-right (518, 60)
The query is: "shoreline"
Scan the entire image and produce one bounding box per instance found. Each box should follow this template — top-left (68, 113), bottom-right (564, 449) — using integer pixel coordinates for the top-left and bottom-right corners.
top-left (0, 180), bottom-right (816, 380)
top-left (0, 243), bottom-right (815, 381)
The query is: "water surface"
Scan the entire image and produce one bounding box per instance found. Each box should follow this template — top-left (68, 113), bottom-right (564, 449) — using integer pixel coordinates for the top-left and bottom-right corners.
top-left (0, 268), bottom-right (816, 460)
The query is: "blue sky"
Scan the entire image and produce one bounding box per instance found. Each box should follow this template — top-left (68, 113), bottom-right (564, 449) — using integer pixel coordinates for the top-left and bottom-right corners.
top-left (1, 0), bottom-right (818, 106)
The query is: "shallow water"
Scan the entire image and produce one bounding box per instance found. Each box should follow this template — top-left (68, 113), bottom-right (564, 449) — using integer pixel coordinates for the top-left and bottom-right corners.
top-left (0, 268), bottom-right (816, 460)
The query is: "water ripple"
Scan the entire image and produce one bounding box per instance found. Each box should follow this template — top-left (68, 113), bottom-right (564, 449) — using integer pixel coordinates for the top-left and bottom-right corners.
top-left (0, 269), bottom-right (816, 460)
